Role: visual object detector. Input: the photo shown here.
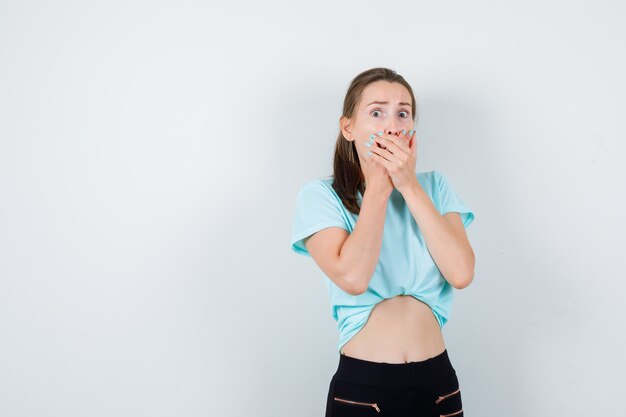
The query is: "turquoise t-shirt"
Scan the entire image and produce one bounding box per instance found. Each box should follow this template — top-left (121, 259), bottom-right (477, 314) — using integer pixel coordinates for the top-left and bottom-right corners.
top-left (290, 170), bottom-right (475, 354)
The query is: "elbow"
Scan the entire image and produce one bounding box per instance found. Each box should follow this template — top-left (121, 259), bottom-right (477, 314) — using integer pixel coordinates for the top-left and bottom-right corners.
top-left (340, 272), bottom-right (368, 296)
top-left (352, 285), bottom-right (368, 296)
top-left (346, 280), bottom-right (368, 296)
top-left (451, 262), bottom-right (475, 289)
top-left (453, 251), bottom-right (475, 289)
top-left (452, 273), bottom-right (474, 289)
top-left (335, 258), bottom-right (370, 295)
top-left (445, 260), bottom-right (475, 289)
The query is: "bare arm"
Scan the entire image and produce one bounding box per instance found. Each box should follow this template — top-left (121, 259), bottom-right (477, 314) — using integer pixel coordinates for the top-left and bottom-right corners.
top-left (304, 189), bottom-right (390, 295)
top-left (400, 181), bottom-right (475, 289)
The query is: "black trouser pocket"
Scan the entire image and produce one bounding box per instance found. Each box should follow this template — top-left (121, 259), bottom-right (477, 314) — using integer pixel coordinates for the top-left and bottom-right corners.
top-left (329, 377), bottom-right (382, 416)
top-left (432, 372), bottom-right (463, 417)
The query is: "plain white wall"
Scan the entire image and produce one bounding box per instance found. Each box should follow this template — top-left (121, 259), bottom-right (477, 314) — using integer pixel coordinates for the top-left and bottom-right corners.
top-left (1, 1), bottom-right (624, 416)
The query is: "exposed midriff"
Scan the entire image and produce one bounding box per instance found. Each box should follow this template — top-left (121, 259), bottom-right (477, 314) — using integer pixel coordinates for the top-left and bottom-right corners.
top-left (340, 295), bottom-right (446, 364)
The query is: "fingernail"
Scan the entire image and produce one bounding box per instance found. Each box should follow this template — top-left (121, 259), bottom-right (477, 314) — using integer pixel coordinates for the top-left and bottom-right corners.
top-left (367, 151), bottom-right (372, 156)
top-left (409, 129), bottom-right (414, 136)
top-left (376, 131), bottom-right (383, 136)
top-left (402, 129), bottom-right (407, 135)
top-left (364, 141), bottom-right (372, 147)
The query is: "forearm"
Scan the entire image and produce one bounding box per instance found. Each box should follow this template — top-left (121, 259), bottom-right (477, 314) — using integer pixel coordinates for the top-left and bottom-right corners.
top-left (400, 181), bottom-right (474, 289)
top-left (339, 190), bottom-right (389, 295)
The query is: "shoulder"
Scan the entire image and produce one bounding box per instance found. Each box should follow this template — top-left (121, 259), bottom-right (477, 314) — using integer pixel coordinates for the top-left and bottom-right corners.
top-left (415, 169), bottom-right (439, 190)
top-left (295, 176), bottom-right (344, 206)
top-left (416, 169), bottom-right (454, 189)
top-left (299, 175), bottom-right (335, 194)
top-left (415, 169), bottom-right (436, 180)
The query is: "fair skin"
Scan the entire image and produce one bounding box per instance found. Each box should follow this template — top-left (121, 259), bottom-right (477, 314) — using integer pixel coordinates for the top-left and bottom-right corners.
top-left (340, 80), bottom-right (475, 288)
top-left (304, 80), bottom-right (475, 363)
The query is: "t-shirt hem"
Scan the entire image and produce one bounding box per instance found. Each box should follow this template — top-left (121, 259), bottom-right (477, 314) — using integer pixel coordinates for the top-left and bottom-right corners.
top-left (291, 222), bottom-right (350, 256)
top-left (440, 207), bottom-right (475, 227)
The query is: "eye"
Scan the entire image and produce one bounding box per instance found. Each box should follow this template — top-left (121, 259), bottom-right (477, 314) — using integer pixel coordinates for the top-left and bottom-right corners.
top-left (371, 109), bottom-right (382, 117)
top-left (399, 111), bottom-right (409, 118)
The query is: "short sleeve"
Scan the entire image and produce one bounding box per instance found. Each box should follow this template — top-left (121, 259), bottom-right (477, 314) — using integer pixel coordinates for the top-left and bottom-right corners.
top-left (290, 179), bottom-right (350, 257)
top-left (434, 170), bottom-right (475, 228)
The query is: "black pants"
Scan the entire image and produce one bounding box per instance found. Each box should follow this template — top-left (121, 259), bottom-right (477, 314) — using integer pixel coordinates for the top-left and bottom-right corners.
top-left (325, 349), bottom-right (464, 417)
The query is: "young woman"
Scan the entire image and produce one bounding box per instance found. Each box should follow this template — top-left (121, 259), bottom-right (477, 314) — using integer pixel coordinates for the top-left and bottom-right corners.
top-left (291, 67), bottom-right (475, 416)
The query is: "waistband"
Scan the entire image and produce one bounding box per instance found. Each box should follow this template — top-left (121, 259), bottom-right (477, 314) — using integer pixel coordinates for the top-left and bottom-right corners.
top-left (335, 349), bottom-right (455, 389)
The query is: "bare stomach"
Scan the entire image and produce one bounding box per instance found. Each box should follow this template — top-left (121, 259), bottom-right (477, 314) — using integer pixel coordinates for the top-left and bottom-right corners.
top-left (340, 295), bottom-right (446, 364)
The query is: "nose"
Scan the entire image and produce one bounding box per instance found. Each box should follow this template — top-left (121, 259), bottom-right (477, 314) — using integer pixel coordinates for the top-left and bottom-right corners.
top-left (384, 123), bottom-right (401, 135)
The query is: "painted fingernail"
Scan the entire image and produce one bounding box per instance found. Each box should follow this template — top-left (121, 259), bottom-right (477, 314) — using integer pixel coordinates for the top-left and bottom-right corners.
top-left (367, 151), bottom-right (372, 156)
top-left (376, 131), bottom-right (384, 136)
top-left (364, 141), bottom-right (372, 147)
top-left (402, 129), bottom-right (407, 135)
top-left (409, 129), bottom-right (414, 136)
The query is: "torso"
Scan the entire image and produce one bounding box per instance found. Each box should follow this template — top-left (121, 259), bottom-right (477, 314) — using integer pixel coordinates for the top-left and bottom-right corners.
top-left (340, 295), bottom-right (446, 364)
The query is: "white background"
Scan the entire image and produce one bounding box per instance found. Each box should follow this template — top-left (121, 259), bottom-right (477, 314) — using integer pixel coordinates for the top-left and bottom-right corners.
top-left (1, 1), bottom-right (625, 416)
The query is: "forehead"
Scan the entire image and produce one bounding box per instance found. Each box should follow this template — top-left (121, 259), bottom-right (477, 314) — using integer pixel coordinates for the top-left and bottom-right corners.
top-left (360, 81), bottom-right (411, 106)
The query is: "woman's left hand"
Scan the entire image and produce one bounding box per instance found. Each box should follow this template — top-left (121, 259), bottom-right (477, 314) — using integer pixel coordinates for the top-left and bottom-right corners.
top-left (368, 129), bottom-right (419, 193)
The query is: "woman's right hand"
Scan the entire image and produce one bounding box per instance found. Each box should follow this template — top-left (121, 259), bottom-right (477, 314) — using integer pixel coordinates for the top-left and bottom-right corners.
top-left (362, 133), bottom-right (394, 198)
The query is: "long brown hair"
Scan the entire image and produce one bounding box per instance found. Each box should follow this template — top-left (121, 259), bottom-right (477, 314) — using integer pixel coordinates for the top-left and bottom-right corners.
top-left (332, 67), bottom-right (419, 215)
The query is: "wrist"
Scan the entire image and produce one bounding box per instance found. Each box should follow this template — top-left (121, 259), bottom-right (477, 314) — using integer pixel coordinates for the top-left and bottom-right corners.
top-left (398, 178), bottom-right (422, 197)
top-left (363, 186), bottom-right (391, 203)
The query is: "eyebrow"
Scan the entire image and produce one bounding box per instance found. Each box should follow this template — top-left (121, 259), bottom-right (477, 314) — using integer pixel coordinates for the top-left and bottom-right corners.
top-left (367, 100), bottom-right (412, 109)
